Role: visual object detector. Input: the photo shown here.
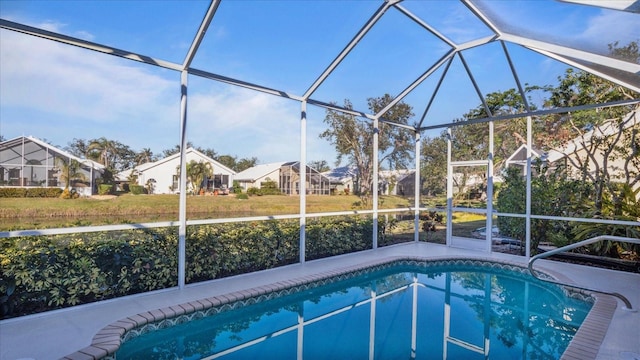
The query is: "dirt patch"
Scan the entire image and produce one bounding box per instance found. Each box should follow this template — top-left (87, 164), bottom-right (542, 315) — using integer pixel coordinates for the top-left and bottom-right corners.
top-left (90, 195), bottom-right (117, 200)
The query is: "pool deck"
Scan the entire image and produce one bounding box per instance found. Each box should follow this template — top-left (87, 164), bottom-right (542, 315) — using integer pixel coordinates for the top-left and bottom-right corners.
top-left (1, 241), bottom-right (638, 360)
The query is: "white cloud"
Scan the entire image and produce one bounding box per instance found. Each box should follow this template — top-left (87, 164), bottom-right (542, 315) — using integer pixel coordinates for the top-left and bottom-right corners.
top-left (580, 10), bottom-right (640, 51)
top-left (0, 27), bottom-right (180, 152)
top-left (1, 30), bottom-right (176, 120)
top-left (0, 24), bottom-right (338, 164)
top-left (186, 86), bottom-right (303, 162)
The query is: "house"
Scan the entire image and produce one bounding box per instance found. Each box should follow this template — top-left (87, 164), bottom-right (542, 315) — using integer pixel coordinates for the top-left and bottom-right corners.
top-left (546, 111), bottom-right (638, 176)
top-left (504, 144), bottom-right (546, 176)
top-left (235, 161), bottom-right (331, 195)
top-left (0, 135), bottom-right (105, 196)
top-left (234, 162), bottom-right (285, 192)
top-left (280, 161), bottom-right (331, 195)
top-left (378, 169), bottom-right (416, 196)
top-left (119, 148), bottom-right (236, 194)
top-left (322, 166), bottom-right (357, 195)
top-left (503, 109), bottom-right (639, 198)
top-left (547, 110), bottom-right (639, 197)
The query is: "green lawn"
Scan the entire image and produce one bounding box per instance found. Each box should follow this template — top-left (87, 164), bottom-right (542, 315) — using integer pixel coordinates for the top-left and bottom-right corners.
top-left (0, 193), bottom-right (489, 235)
top-left (0, 194), bottom-right (415, 231)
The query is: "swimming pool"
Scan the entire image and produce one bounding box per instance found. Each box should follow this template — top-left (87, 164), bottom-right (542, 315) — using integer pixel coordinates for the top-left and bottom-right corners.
top-left (108, 259), bottom-right (594, 359)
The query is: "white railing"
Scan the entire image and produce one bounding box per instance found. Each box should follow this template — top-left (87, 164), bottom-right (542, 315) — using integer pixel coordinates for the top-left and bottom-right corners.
top-left (528, 235), bottom-right (640, 310)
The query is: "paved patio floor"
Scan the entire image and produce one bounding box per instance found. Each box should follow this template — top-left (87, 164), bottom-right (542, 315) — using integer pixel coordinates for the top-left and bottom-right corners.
top-left (1, 242), bottom-right (638, 360)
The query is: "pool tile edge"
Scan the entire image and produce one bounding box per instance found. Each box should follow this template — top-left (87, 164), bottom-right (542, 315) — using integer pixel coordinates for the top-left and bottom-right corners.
top-left (560, 293), bottom-right (617, 360)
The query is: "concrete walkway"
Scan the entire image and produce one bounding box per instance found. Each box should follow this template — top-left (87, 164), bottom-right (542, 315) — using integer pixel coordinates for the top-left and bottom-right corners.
top-left (1, 242), bottom-right (638, 360)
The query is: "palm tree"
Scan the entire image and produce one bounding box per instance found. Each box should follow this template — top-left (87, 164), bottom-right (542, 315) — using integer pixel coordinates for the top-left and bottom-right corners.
top-left (55, 158), bottom-right (87, 189)
top-left (87, 137), bottom-right (117, 169)
top-left (135, 148), bottom-right (155, 165)
top-left (186, 160), bottom-right (213, 195)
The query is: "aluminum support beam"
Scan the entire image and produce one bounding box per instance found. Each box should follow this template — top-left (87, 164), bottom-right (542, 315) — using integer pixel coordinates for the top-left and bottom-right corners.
top-left (182, 0), bottom-right (221, 69)
top-left (499, 32), bottom-right (640, 92)
top-left (458, 52), bottom-right (493, 118)
top-left (375, 49), bottom-right (456, 119)
top-left (393, 4), bottom-right (457, 48)
top-left (178, 70), bottom-right (189, 289)
top-left (417, 57), bottom-right (455, 128)
top-left (461, 0), bottom-right (502, 36)
top-left (189, 68), bottom-right (303, 101)
top-left (502, 40), bottom-right (534, 259)
top-left (446, 128), bottom-right (453, 246)
top-left (526, 116), bottom-right (532, 259)
top-left (372, 117), bottom-right (380, 249)
top-left (0, 19), bottom-right (183, 72)
top-left (454, 35), bottom-right (500, 52)
top-left (300, 102), bottom-right (307, 263)
top-left (303, 2), bottom-right (393, 99)
top-left (414, 131), bottom-right (421, 242)
top-left (486, 121), bottom-right (494, 253)
top-left (450, 160), bottom-right (489, 167)
top-left (499, 32), bottom-right (640, 75)
top-left (419, 98), bottom-right (640, 131)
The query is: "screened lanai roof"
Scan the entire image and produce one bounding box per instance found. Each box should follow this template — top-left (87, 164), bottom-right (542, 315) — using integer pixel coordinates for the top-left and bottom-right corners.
top-left (1, 0), bottom-right (639, 159)
top-left (0, 0), bottom-right (640, 162)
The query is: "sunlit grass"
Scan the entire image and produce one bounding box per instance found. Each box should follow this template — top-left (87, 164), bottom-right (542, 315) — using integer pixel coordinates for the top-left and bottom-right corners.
top-left (0, 194), bottom-right (413, 231)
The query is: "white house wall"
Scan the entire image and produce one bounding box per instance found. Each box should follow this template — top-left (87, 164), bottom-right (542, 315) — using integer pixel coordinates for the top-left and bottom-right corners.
top-left (136, 151), bottom-right (235, 194)
top-left (238, 170), bottom-right (280, 191)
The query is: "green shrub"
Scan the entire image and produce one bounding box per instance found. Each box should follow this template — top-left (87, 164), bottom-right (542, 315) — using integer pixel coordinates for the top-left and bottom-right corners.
top-left (420, 211), bottom-right (444, 232)
top-left (232, 180), bottom-right (242, 194)
top-left (130, 185), bottom-right (145, 195)
top-left (246, 181), bottom-right (282, 196)
top-left (236, 193), bottom-right (249, 200)
top-left (258, 180), bottom-right (281, 195)
top-left (0, 228), bottom-right (178, 319)
top-left (0, 188), bottom-right (26, 197)
top-left (0, 187), bottom-right (63, 198)
top-left (0, 217), bottom-right (386, 319)
top-left (305, 217), bottom-right (376, 260)
top-left (98, 184), bottom-right (113, 195)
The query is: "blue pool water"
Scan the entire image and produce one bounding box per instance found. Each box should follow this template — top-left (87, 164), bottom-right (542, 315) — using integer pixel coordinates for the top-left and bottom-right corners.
top-left (116, 261), bottom-right (593, 359)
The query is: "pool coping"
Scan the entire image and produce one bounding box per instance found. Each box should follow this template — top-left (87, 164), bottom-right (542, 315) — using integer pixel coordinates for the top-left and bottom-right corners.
top-left (61, 255), bottom-right (617, 360)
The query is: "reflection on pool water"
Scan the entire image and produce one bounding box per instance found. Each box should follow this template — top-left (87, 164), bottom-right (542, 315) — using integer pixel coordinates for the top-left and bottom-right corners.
top-left (116, 260), bottom-right (593, 359)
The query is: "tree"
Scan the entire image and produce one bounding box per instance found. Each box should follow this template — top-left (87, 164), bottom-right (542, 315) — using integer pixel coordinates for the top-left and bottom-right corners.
top-left (55, 157), bottom-right (87, 189)
top-left (545, 41), bottom-right (639, 214)
top-left (196, 147), bottom-right (217, 159)
top-left (135, 148), bottom-right (155, 165)
top-left (162, 142), bottom-right (194, 158)
top-left (215, 155), bottom-right (258, 172)
top-left (497, 163), bottom-right (592, 255)
top-left (320, 94), bottom-right (414, 195)
top-left (87, 137), bottom-right (118, 169)
top-left (65, 138), bottom-right (90, 158)
top-left (85, 137), bottom-right (136, 173)
top-left (308, 160), bottom-right (331, 173)
top-left (184, 160), bottom-right (213, 195)
top-left (608, 40), bottom-right (639, 63)
top-left (235, 157), bottom-right (258, 172)
top-left (427, 87), bottom-right (547, 199)
top-left (452, 87), bottom-right (546, 171)
top-left (215, 155), bottom-right (237, 171)
top-left (497, 40), bottom-right (640, 257)
top-left (420, 134), bottom-right (447, 196)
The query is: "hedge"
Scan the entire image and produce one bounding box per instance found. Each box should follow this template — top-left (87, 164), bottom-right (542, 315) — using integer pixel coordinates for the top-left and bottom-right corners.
top-left (129, 185), bottom-right (145, 195)
top-left (0, 216), bottom-right (383, 319)
top-left (0, 187), bottom-right (63, 198)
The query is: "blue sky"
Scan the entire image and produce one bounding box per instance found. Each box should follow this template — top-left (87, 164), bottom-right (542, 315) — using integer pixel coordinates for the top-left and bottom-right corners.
top-left (1, 0), bottom-right (638, 166)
